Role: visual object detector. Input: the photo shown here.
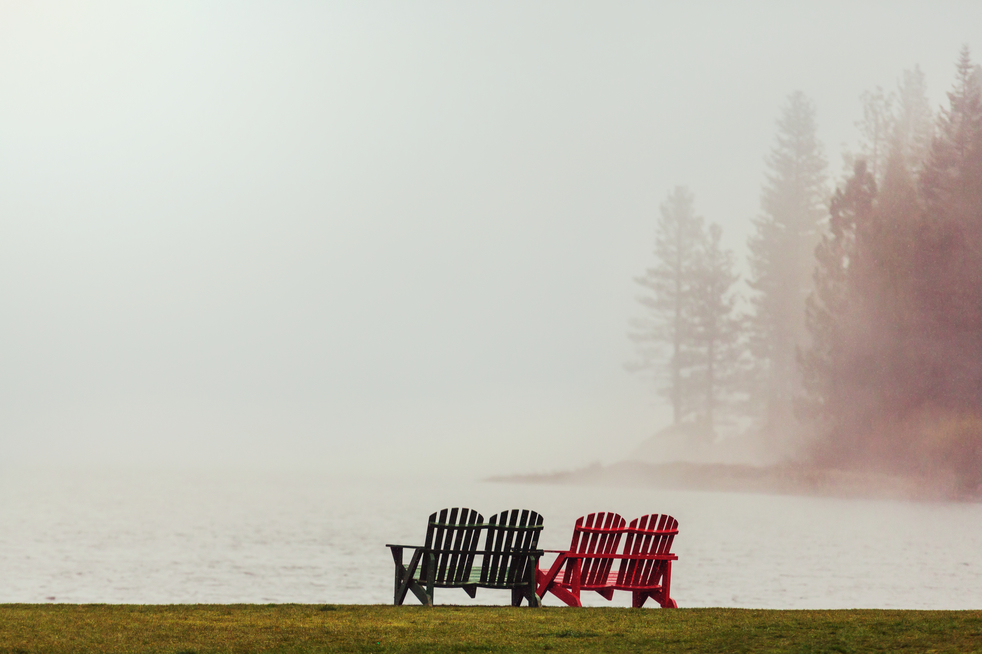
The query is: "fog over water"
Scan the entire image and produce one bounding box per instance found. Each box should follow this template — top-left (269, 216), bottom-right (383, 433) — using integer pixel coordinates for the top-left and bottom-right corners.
top-left (1, 2), bottom-right (981, 478)
top-left (3, 469), bottom-right (981, 608)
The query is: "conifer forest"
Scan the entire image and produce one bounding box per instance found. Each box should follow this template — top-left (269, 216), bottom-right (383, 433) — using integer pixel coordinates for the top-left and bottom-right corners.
top-left (631, 48), bottom-right (982, 495)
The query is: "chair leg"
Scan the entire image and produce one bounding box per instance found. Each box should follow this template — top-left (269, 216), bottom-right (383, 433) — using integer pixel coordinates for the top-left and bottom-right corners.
top-left (661, 561), bottom-right (675, 608)
top-left (570, 559), bottom-right (582, 605)
top-left (544, 584), bottom-right (580, 607)
top-left (407, 580), bottom-right (431, 606)
top-left (507, 583), bottom-right (541, 607)
top-left (523, 560), bottom-right (543, 608)
top-left (424, 553), bottom-right (436, 606)
top-left (391, 546), bottom-right (404, 605)
top-left (391, 547), bottom-right (426, 606)
top-left (545, 559), bottom-right (584, 607)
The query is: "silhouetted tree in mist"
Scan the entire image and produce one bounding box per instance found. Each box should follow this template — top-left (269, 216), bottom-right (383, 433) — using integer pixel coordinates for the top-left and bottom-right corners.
top-left (630, 189), bottom-right (744, 436)
top-left (747, 91), bottom-right (828, 449)
top-left (892, 66), bottom-right (935, 176)
top-left (842, 68), bottom-right (933, 185)
top-left (688, 223), bottom-right (745, 434)
top-left (630, 187), bottom-right (704, 425)
top-left (854, 87), bottom-right (894, 184)
top-left (799, 160), bottom-right (877, 453)
top-left (913, 46), bottom-right (982, 419)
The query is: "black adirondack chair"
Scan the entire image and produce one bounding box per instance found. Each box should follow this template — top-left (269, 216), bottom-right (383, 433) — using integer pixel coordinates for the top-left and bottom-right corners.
top-left (387, 507), bottom-right (544, 606)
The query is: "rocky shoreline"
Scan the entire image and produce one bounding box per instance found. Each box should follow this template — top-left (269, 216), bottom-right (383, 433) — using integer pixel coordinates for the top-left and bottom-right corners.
top-left (487, 460), bottom-right (981, 503)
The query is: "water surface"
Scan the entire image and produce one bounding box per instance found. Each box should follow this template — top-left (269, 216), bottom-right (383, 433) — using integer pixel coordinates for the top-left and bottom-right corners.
top-left (1, 468), bottom-right (979, 608)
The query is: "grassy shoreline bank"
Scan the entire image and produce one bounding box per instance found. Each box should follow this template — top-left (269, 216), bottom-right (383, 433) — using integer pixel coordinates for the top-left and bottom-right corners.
top-left (2, 604), bottom-right (980, 653)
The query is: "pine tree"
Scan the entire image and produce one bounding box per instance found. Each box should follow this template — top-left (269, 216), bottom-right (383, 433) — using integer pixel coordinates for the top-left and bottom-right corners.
top-left (921, 46), bottom-right (982, 212)
top-left (747, 91), bottom-right (828, 448)
top-left (629, 186), bottom-right (704, 425)
top-left (841, 70), bottom-right (932, 187)
top-left (855, 87), bottom-right (894, 183)
top-left (915, 46), bottom-right (982, 410)
top-left (892, 66), bottom-right (934, 175)
top-left (688, 223), bottom-right (744, 435)
top-left (799, 160), bottom-right (876, 462)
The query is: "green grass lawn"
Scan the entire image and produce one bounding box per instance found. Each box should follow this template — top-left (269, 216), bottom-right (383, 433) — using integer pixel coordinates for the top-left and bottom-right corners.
top-left (2, 604), bottom-right (980, 653)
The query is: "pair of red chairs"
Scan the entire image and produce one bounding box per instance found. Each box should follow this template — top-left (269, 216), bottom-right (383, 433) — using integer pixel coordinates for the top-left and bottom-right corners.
top-left (535, 512), bottom-right (678, 608)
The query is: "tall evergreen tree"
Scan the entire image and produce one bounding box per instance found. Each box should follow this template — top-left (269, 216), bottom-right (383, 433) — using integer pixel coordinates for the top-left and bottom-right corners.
top-left (689, 223), bottom-right (744, 434)
top-left (915, 46), bottom-right (982, 410)
top-left (855, 87), bottom-right (894, 183)
top-left (892, 66), bottom-right (934, 175)
top-left (841, 70), bottom-right (932, 187)
top-left (865, 147), bottom-right (924, 418)
top-left (920, 46), bottom-right (982, 213)
top-left (799, 160), bottom-right (877, 461)
top-left (629, 186), bottom-right (704, 425)
top-left (747, 91), bottom-right (828, 448)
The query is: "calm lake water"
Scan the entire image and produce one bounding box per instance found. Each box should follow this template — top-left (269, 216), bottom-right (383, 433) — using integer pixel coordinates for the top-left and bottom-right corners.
top-left (1, 467), bottom-right (980, 609)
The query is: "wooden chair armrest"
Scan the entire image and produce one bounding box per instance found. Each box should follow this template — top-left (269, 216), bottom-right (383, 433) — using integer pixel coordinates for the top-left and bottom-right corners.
top-left (537, 551), bottom-right (676, 562)
top-left (387, 544), bottom-right (426, 569)
top-left (559, 553), bottom-right (677, 561)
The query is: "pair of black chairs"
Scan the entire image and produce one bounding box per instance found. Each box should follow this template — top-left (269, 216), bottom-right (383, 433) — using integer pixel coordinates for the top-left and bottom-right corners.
top-left (386, 507), bottom-right (543, 607)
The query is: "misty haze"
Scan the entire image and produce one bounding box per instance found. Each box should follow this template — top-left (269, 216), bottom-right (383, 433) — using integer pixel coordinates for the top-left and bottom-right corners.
top-left (2, 2), bottom-right (981, 611)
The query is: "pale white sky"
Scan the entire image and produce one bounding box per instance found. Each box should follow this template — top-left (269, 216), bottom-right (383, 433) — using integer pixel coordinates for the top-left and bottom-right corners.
top-left (1, 1), bottom-right (979, 475)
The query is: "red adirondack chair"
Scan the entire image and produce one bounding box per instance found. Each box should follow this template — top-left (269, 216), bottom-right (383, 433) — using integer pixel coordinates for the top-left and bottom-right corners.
top-left (615, 514), bottom-right (679, 608)
top-left (534, 512), bottom-right (626, 607)
top-left (535, 513), bottom-right (678, 608)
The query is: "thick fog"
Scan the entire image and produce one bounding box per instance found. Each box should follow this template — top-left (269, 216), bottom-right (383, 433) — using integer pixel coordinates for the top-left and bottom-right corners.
top-left (1, 2), bottom-right (979, 476)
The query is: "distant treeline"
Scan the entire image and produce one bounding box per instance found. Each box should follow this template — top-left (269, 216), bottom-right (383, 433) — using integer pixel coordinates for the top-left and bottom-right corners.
top-left (631, 47), bottom-right (982, 494)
